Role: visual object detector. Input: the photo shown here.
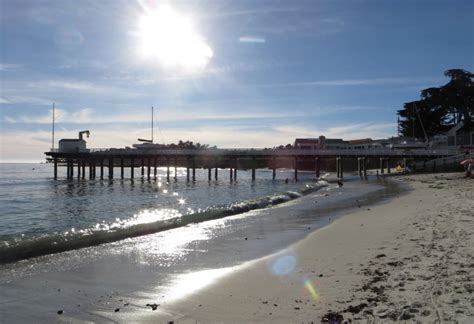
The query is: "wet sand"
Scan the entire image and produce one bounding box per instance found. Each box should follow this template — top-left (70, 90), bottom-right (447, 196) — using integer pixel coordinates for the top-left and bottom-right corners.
top-left (135, 173), bottom-right (473, 323)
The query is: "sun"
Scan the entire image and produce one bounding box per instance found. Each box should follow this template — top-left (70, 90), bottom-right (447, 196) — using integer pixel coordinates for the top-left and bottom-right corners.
top-left (137, 5), bottom-right (213, 71)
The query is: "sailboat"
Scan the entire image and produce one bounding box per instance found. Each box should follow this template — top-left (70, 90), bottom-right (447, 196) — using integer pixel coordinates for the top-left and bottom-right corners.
top-left (132, 107), bottom-right (166, 150)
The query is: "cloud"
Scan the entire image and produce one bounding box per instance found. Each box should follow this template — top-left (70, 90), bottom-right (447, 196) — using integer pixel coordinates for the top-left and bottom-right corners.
top-left (204, 7), bottom-right (300, 20)
top-left (274, 122), bottom-right (396, 140)
top-left (2, 103), bottom-right (378, 126)
top-left (0, 120), bottom-right (397, 162)
top-left (0, 95), bottom-right (54, 105)
top-left (2, 79), bottom-right (141, 99)
top-left (55, 25), bottom-right (85, 48)
top-left (3, 107), bottom-right (307, 125)
top-left (0, 63), bottom-right (22, 72)
top-left (239, 36), bottom-right (266, 43)
top-left (254, 77), bottom-right (443, 88)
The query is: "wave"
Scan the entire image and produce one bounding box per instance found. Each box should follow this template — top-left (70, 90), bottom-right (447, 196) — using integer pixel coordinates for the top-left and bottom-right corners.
top-left (0, 181), bottom-right (327, 264)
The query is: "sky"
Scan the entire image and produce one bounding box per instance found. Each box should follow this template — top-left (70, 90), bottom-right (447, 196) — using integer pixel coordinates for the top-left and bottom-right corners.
top-left (1, 0), bottom-right (473, 162)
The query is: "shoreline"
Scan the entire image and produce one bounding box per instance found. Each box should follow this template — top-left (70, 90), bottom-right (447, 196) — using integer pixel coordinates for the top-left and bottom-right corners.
top-left (133, 172), bottom-right (473, 323)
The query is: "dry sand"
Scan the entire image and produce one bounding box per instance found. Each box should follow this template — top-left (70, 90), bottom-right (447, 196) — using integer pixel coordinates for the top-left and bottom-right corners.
top-left (136, 173), bottom-right (473, 323)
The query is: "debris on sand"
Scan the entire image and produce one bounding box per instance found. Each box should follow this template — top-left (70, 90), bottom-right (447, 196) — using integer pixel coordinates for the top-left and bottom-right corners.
top-left (146, 303), bottom-right (159, 310)
top-left (321, 311), bottom-right (344, 323)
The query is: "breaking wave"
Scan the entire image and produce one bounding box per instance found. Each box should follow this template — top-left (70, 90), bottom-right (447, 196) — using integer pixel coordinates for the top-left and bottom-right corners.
top-left (0, 181), bottom-right (328, 264)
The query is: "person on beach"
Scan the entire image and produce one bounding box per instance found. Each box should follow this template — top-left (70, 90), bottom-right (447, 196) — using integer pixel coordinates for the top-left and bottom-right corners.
top-left (465, 163), bottom-right (472, 178)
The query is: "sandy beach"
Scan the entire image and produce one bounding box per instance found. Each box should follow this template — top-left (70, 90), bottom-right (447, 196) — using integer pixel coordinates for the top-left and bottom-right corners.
top-left (133, 173), bottom-right (473, 323)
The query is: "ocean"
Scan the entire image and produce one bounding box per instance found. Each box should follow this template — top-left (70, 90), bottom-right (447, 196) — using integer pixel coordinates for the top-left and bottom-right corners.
top-left (0, 162), bottom-right (401, 322)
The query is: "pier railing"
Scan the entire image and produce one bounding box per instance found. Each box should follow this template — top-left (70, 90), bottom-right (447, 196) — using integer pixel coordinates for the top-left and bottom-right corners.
top-left (413, 152), bottom-right (473, 170)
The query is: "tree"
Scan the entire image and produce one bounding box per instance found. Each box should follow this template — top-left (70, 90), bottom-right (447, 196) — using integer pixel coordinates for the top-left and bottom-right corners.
top-left (397, 100), bottom-right (450, 139)
top-left (398, 69), bottom-right (473, 139)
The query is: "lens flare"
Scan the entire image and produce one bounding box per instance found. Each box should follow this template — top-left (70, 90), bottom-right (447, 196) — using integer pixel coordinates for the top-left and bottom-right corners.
top-left (304, 278), bottom-right (320, 301)
top-left (270, 254), bottom-right (297, 276)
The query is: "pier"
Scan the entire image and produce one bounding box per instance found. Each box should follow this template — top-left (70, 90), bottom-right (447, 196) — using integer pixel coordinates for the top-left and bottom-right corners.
top-left (45, 147), bottom-right (458, 181)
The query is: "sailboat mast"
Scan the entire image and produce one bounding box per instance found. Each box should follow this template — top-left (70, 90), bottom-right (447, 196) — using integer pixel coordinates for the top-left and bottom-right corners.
top-left (151, 106), bottom-right (154, 143)
top-left (52, 103), bottom-right (55, 150)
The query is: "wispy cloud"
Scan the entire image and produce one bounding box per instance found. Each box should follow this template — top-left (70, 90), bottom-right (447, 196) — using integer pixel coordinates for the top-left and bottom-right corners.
top-left (239, 36), bottom-right (266, 43)
top-left (0, 119), bottom-right (397, 162)
top-left (3, 103), bottom-right (379, 126)
top-left (204, 7), bottom-right (300, 20)
top-left (0, 63), bottom-right (22, 72)
top-left (0, 95), bottom-right (54, 105)
top-left (254, 77), bottom-right (443, 88)
top-left (2, 79), bottom-right (142, 99)
top-left (274, 122), bottom-right (396, 140)
top-left (3, 107), bottom-right (307, 125)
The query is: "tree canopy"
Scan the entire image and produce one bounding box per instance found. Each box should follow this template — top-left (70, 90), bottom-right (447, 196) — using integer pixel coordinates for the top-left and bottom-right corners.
top-left (397, 69), bottom-right (474, 139)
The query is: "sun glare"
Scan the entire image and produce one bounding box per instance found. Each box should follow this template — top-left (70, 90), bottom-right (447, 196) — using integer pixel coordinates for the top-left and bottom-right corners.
top-left (138, 5), bottom-right (213, 71)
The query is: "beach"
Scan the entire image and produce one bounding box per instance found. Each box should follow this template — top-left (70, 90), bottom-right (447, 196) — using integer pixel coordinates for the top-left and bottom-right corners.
top-left (134, 173), bottom-right (473, 323)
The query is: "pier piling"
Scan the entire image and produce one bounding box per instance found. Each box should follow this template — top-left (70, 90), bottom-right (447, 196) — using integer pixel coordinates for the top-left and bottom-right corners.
top-left (100, 160), bottom-right (104, 180)
top-left (294, 157), bottom-right (298, 181)
top-left (108, 158), bottom-right (114, 179)
top-left (272, 157), bottom-right (276, 180)
top-left (363, 158), bottom-right (368, 178)
top-left (147, 158), bottom-right (151, 180)
top-left (174, 158), bottom-right (177, 181)
top-left (53, 157), bottom-right (58, 180)
top-left (251, 157), bottom-right (256, 181)
top-left (120, 158), bottom-right (124, 179)
top-left (315, 157), bottom-right (320, 178)
top-left (70, 160), bottom-right (74, 179)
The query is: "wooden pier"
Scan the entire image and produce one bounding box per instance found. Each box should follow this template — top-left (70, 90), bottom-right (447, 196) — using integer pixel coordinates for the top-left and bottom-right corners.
top-left (45, 147), bottom-right (457, 181)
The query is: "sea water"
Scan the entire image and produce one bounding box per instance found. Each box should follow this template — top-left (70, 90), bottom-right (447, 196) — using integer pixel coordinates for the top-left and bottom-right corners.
top-left (0, 163), bottom-right (400, 269)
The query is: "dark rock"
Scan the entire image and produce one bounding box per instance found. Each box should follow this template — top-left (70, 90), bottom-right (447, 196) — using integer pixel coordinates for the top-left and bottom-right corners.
top-left (57, 310), bottom-right (63, 315)
top-left (375, 254), bottom-right (386, 258)
top-left (114, 308), bottom-right (120, 312)
top-left (387, 261), bottom-right (403, 267)
top-left (421, 309), bottom-right (431, 316)
top-left (321, 312), bottom-right (344, 323)
top-left (294, 307), bottom-right (300, 310)
top-left (344, 303), bottom-right (367, 314)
